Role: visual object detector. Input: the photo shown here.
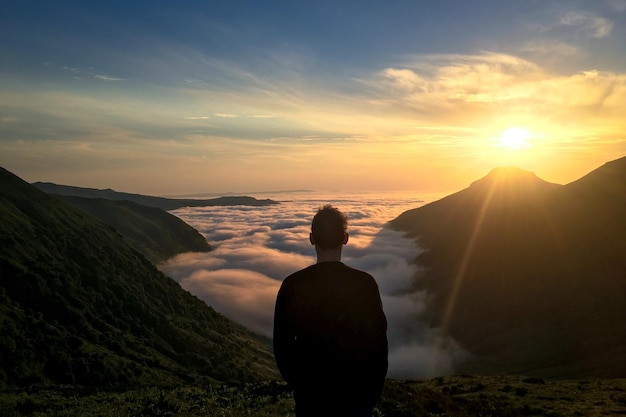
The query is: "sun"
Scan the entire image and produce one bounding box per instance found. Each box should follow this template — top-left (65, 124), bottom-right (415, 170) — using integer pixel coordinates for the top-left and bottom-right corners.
top-left (497, 127), bottom-right (532, 149)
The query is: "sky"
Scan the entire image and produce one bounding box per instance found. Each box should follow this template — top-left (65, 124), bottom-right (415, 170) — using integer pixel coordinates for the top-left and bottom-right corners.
top-left (1, 0), bottom-right (625, 195)
top-left (160, 192), bottom-right (467, 378)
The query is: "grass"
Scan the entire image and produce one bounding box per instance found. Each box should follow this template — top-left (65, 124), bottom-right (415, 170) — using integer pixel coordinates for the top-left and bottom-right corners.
top-left (2, 375), bottom-right (626, 417)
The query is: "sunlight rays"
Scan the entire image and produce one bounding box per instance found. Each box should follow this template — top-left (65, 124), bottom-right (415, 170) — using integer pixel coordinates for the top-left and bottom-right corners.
top-left (437, 178), bottom-right (499, 342)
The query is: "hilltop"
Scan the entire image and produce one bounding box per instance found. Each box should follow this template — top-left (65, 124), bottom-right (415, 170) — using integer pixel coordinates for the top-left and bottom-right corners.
top-left (0, 166), bottom-right (279, 388)
top-left (390, 157), bottom-right (626, 377)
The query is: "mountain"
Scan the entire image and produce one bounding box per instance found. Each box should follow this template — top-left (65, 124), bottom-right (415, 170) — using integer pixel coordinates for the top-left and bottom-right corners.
top-left (33, 182), bottom-right (280, 210)
top-left (0, 166), bottom-right (279, 388)
top-left (390, 157), bottom-right (626, 377)
top-left (58, 196), bottom-right (211, 264)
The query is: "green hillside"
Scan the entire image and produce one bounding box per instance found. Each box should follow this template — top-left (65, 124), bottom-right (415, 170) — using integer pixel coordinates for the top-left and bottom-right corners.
top-left (0, 167), bottom-right (279, 388)
top-left (2, 375), bottom-right (626, 416)
top-left (390, 157), bottom-right (626, 377)
top-left (58, 196), bottom-right (211, 264)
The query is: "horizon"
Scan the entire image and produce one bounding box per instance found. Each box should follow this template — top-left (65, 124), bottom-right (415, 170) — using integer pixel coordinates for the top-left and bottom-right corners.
top-left (17, 156), bottom-right (624, 199)
top-left (1, 1), bottom-right (626, 195)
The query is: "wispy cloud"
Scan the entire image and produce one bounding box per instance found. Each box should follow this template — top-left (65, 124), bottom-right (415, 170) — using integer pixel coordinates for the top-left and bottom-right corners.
top-left (2, 50), bottom-right (625, 193)
top-left (93, 74), bottom-right (125, 82)
top-left (559, 11), bottom-right (613, 38)
top-left (366, 53), bottom-right (626, 128)
top-left (520, 40), bottom-right (580, 57)
top-left (61, 66), bottom-right (125, 81)
top-left (606, 0), bottom-right (626, 12)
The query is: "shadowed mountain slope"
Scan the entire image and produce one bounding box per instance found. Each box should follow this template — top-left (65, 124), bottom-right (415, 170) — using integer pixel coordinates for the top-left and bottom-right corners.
top-left (390, 157), bottom-right (626, 377)
top-left (58, 196), bottom-right (212, 264)
top-left (0, 167), bottom-right (279, 388)
top-left (33, 182), bottom-right (279, 210)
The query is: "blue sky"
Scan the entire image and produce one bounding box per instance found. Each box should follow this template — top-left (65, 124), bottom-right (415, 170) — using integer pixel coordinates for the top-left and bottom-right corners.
top-left (1, 0), bottom-right (625, 194)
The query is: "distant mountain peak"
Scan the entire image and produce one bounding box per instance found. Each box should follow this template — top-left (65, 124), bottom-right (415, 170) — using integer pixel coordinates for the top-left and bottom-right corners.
top-left (487, 166), bottom-right (534, 177)
top-left (469, 166), bottom-right (557, 192)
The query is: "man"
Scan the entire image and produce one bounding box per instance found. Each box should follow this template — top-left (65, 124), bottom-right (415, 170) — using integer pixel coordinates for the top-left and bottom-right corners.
top-left (273, 205), bottom-right (388, 417)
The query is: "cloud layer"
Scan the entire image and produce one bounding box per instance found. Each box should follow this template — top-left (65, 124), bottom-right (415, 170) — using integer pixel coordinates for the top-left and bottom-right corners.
top-left (160, 192), bottom-right (467, 378)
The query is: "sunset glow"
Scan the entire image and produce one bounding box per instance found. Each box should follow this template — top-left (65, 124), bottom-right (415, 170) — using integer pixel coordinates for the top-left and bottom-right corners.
top-left (0, 2), bottom-right (624, 194)
top-left (498, 127), bottom-right (533, 149)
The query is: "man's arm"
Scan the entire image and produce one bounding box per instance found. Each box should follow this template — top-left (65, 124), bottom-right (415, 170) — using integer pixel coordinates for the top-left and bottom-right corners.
top-left (273, 283), bottom-right (296, 385)
top-left (371, 291), bottom-right (388, 403)
top-left (361, 277), bottom-right (389, 406)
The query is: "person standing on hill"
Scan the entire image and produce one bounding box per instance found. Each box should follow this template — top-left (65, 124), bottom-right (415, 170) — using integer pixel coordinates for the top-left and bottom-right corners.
top-left (273, 204), bottom-right (388, 417)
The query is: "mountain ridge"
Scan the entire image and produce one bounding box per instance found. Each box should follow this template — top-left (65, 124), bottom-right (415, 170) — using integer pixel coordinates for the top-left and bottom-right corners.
top-left (58, 195), bottom-right (212, 264)
top-left (390, 156), bottom-right (626, 377)
top-left (0, 166), bottom-right (279, 388)
top-left (33, 182), bottom-right (280, 210)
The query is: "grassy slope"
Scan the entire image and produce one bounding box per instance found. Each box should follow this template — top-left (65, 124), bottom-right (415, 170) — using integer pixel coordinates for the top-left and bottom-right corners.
top-left (1, 375), bottom-right (625, 416)
top-left (59, 196), bottom-right (211, 264)
top-left (0, 167), bottom-right (279, 388)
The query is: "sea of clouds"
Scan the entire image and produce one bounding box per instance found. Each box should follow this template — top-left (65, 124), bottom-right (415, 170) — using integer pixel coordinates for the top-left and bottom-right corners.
top-left (159, 191), bottom-right (467, 379)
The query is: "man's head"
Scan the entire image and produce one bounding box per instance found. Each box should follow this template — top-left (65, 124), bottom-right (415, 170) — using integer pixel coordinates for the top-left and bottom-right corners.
top-left (310, 204), bottom-right (348, 250)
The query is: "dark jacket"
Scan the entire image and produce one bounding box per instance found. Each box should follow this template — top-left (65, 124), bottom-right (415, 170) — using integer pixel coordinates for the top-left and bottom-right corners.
top-left (273, 261), bottom-right (388, 413)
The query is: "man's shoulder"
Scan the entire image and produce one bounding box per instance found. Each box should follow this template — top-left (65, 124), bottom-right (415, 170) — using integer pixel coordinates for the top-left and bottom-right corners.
top-left (282, 262), bottom-right (376, 283)
top-left (287, 263), bottom-right (317, 275)
top-left (333, 262), bottom-right (375, 280)
top-left (341, 263), bottom-right (373, 276)
top-left (281, 264), bottom-right (317, 284)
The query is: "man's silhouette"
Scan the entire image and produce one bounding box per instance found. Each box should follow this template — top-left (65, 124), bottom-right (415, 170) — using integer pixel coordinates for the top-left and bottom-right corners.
top-left (273, 205), bottom-right (388, 417)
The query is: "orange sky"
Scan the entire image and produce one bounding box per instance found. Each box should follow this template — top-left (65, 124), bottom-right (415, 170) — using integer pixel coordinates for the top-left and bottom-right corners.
top-left (1, 3), bottom-right (625, 195)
